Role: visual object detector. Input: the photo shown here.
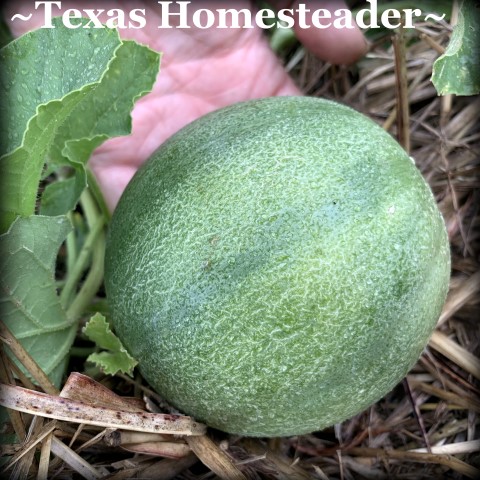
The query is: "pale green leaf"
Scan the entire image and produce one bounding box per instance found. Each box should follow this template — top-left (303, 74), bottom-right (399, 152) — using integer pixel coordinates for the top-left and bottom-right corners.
top-left (0, 19), bottom-right (119, 155)
top-left (83, 313), bottom-right (138, 376)
top-left (41, 39), bottom-right (161, 216)
top-left (1, 89), bottom-right (96, 228)
top-left (0, 215), bottom-right (75, 387)
top-left (0, 19), bottom-right (161, 229)
top-left (432, 0), bottom-right (480, 95)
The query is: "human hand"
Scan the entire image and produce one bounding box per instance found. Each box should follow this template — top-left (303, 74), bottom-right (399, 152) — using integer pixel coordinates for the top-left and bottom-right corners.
top-left (5, 1), bottom-right (367, 210)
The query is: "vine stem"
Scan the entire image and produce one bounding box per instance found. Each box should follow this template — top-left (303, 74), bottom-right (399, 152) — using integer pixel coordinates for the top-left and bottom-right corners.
top-left (65, 188), bottom-right (106, 323)
top-left (86, 168), bottom-right (111, 223)
top-left (65, 212), bottom-right (78, 277)
top-left (60, 214), bottom-right (105, 310)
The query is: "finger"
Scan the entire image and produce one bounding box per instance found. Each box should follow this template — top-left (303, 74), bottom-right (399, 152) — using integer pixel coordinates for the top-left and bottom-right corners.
top-left (268, 0), bottom-right (368, 65)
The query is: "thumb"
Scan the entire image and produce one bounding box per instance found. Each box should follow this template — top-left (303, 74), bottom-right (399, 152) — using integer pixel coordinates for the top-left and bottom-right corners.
top-left (269, 0), bottom-right (368, 65)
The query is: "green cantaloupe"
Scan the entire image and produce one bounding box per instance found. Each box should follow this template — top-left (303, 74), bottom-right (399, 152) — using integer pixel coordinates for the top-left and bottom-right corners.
top-left (104, 96), bottom-right (450, 437)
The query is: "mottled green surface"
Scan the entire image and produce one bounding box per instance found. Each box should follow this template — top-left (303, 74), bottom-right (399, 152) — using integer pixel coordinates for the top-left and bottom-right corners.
top-left (105, 97), bottom-right (450, 437)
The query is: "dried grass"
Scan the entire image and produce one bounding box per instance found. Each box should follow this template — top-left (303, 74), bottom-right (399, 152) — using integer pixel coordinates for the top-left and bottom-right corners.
top-left (1, 13), bottom-right (479, 480)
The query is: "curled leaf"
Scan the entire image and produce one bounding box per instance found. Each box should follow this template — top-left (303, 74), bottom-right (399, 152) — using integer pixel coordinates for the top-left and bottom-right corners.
top-left (432, 0), bottom-right (480, 96)
top-left (0, 18), bottom-right (161, 230)
top-left (83, 313), bottom-right (138, 376)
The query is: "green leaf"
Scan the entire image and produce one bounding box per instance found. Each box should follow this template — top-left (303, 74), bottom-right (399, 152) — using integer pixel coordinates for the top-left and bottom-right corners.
top-left (40, 39), bottom-right (161, 217)
top-left (0, 18), bottom-right (120, 156)
top-left (432, 0), bottom-right (480, 96)
top-left (1, 90), bottom-right (97, 229)
top-left (0, 18), bottom-right (161, 230)
top-left (83, 313), bottom-right (138, 376)
top-left (0, 215), bottom-right (75, 387)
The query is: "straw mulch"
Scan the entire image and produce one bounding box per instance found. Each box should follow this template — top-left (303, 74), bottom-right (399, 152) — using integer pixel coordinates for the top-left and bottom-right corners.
top-left (1, 13), bottom-right (479, 480)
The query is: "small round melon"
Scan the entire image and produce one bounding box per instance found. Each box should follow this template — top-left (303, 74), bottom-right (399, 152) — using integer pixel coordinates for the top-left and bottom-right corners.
top-left (105, 97), bottom-right (450, 437)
